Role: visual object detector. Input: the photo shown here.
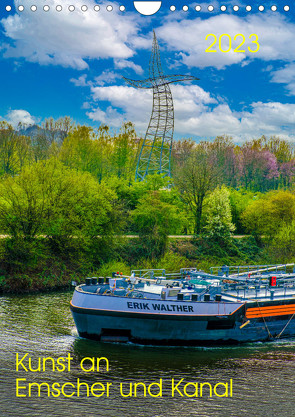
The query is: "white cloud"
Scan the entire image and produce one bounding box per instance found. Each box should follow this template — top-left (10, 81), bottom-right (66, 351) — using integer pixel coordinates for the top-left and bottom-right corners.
top-left (114, 59), bottom-right (143, 75)
top-left (158, 13), bottom-right (295, 69)
top-left (94, 71), bottom-right (122, 86)
top-left (2, 7), bottom-right (295, 72)
top-left (86, 83), bottom-right (295, 141)
top-left (270, 63), bottom-right (295, 95)
top-left (3, 5), bottom-right (295, 141)
top-left (187, 100), bottom-right (295, 140)
top-left (88, 85), bottom-right (152, 129)
top-left (1, 0), bottom-right (140, 69)
top-left (0, 42), bottom-right (9, 52)
top-left (5, 109), bottom-right (36, 127)
top-left (70, 74), bottom-right (88, 87)
top-left (87, 106), bottom-right (125, 127)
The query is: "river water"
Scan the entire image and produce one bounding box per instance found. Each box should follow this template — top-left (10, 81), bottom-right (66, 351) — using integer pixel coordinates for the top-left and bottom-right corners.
top-left (1, 291), bottom-right (295, 417)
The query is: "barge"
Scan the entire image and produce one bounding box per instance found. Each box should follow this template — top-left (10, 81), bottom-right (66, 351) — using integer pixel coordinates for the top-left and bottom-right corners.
top-left (70, 264), bottom-right (295, 345)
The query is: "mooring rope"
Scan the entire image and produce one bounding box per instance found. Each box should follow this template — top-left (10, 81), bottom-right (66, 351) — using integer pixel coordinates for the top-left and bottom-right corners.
top-left (250, 299), bottom-right (295, 340)
top-left (275, 312), bottom-right (295, 339)
top-left (254, 299), bottom-right (274, 339)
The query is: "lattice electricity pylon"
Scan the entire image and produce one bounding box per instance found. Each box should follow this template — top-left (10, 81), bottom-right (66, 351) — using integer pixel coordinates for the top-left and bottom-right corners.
top-left (123, 31), bottom-right (199, 181)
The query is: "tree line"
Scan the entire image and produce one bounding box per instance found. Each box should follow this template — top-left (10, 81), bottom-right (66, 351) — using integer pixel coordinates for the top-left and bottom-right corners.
top-left (0, 117), bottom-right (295, 291)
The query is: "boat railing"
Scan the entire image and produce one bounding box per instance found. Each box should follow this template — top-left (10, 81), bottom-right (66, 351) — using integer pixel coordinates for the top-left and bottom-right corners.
top-left (210, 263), bottom-right (295, 277)
top-left (131, 269), bottom-right (182, 280)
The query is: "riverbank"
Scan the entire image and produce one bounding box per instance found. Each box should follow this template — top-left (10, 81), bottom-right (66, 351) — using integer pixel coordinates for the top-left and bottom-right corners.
top-left (0, 234), bottom-right (287, 294)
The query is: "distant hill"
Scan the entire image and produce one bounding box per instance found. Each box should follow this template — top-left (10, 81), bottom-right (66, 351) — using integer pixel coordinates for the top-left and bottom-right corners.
top-left (18, 124), bottom-right (66, 145)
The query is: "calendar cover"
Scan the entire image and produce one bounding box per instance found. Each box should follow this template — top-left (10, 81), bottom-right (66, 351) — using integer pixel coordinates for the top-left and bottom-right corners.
top-left (1, 2), bottom-right (295, 417)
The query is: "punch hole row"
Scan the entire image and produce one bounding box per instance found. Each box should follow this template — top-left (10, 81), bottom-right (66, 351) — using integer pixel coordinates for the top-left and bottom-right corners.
top-left (4, 4), bottom-right (291, 13)
top-left (172, 5), bottom-right (290, 12)
top-left (5, 5), bottom-right (126, 12)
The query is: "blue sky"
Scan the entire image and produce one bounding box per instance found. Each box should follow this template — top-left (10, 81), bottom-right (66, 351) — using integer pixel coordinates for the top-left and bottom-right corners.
top-left (0, 1), bottom-right (295, 142)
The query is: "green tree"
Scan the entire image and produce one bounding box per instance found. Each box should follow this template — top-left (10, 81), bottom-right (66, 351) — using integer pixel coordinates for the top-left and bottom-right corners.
top-left (0, 159), bottom-right (117, 240)
top-left (174, 142), bottom-right (220, 235)
top-left (0, 121), bottom-right (30, 175)
top-left (229, 188), bottom-right (259, 234)
top-left (270, 221), bottom-right (295, 260)
top-left (59, 122), bottom-right (139, 182)
top-left (0, 159), bottom-right (121, 270)
top-left (132, 191), bottom-right (180, 258)
top-left (111, 122), bottom-right (137, 180)
top-left (59, 125), bottom-right (99, 175)
top-left (31, 131), bottom-right (54, 163)
top-left (42, 116), bottom-right (74, 144)
top-left (264, 136), bottom-right (294, 163)
top-left (203, 186), bottom-right (235, 243)
top-left (242, 190), bottom-right (295, 240)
